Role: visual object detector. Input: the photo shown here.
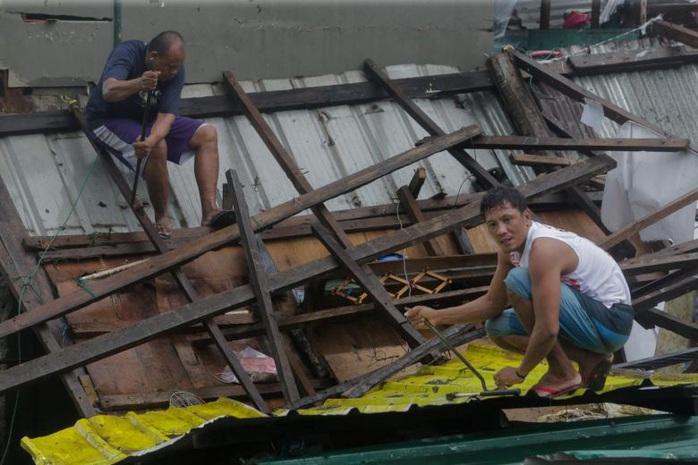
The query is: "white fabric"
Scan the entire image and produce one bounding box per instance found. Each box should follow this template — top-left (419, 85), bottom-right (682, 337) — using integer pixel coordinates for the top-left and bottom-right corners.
top-left (517, 222), bottom-right (631, 308)
top-left (601, 121), bottom-right (698, 245)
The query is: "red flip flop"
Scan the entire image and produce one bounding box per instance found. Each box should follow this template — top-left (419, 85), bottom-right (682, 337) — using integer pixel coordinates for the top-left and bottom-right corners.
top-left (531, 375), bottom-right (583, 398)
top-left (582, 359), bottom-right (612, 391)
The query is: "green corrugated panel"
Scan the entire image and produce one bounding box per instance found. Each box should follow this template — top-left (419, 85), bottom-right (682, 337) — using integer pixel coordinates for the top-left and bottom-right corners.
top-left (259, 415), bottom-right (698, 465)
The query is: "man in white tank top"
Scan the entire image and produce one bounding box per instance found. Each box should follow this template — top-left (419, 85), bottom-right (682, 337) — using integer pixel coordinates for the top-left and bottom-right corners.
top-left (406, 186), bottom-right (633, 397)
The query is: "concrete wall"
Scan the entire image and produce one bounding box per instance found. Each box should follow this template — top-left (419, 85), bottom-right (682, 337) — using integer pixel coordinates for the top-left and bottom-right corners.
top-left (0, 0), bottom-right (493, 87)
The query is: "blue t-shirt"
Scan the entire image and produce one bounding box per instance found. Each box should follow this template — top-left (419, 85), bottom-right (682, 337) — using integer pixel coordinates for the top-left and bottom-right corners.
top-left (85, 40), bottom-right (185, 129)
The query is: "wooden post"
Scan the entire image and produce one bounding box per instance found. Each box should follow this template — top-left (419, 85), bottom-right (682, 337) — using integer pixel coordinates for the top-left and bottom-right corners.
top-left (540, 0), bottom-right (551, 30)
top-left (591, 0), bottom-right (601, 29)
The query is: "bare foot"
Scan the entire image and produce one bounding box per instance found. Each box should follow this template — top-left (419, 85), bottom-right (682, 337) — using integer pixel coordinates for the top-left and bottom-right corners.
top-left (201, 209), bottom-right (222, 227)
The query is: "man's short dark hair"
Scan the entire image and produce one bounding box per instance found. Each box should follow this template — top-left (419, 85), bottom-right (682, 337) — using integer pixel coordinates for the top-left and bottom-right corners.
top-left (480, 186), bottom-right (528, 216)
top-left (147, 31), bottom-right (185, 56)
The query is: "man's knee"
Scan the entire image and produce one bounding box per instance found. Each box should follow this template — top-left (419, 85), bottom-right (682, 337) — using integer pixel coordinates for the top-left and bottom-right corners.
top-left (504, 267), bottom-right (532, 301)
top-left (148, 138), bottom-right (168, 162)
top-left (191, 124), bottom-right (217, 148)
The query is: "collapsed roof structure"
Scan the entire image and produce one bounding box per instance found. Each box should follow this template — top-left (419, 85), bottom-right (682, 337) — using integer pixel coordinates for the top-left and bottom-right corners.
top-left (1, 12), bottom-right (698, 465)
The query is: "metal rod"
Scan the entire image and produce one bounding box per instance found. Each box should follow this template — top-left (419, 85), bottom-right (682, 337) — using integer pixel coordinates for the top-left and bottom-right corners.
top-left (131, 56), bottom-right (156, 206)
top-left (423, 319), bottom-right (488, 391)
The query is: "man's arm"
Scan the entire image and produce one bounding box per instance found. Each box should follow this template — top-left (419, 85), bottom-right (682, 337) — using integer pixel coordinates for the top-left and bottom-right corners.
top-left (133, 112), bottom-right (176, 158)
top-left (102, 70), bottom-right (159, 102)
top-left (516, 238), bottom-right (577, 376)
top-left (405, 251), bottom-right (513, 327)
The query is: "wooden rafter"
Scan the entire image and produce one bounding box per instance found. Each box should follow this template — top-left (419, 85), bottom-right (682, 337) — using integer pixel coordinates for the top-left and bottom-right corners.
top-left (0, 155), bottom-right (616, 395)
top-left (0, 127), bottom-right (477, 340)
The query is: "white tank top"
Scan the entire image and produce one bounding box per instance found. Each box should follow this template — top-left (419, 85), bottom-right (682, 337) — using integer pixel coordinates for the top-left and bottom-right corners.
top-left (512, 222), bottom-right (631, 308)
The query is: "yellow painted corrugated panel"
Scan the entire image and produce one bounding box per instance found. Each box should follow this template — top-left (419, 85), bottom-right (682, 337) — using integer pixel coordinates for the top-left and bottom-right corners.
top-left (21, 425), bottom-right (120, 465)
top-left (21, 397), bottom-right (267, 465)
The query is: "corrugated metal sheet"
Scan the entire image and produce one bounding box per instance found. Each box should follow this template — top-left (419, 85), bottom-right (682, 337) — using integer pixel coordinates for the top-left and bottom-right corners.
top-left (20, 340), bottom-right (698, 464)
top-left (0, 64), bottom-right (532, 237)
top-left (562, 40), bottom-right (698, 141)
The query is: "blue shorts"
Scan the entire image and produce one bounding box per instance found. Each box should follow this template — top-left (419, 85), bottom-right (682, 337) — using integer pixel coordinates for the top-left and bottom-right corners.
top-left (91, 116), bottom-right (205, 172)
top-left (485, 267), bottom-right (634, 354)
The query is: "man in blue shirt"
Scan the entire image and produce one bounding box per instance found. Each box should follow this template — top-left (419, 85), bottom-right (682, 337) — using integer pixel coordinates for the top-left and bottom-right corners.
top-left (86, 30), bottom-right (220, 238)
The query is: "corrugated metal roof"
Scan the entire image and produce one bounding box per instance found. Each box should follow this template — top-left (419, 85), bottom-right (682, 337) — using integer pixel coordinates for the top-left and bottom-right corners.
top-left (561, 40), bottom-right (698, 141)
top-left (20, 341), bottom-right (698, 464)
top-left (5, 38), bottom-right (698, 238)
top-left (0, 64), bottom-right (534, 237)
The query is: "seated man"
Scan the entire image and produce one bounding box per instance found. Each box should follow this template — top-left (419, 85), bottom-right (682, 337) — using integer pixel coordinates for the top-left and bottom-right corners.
top-left (406, 186), bottom-right (634, 396)
top-left (86, 30), bottom-right (221, 238)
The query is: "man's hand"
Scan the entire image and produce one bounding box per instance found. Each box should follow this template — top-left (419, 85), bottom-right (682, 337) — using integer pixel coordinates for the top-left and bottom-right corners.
top-left (133, 135), bottom-right (152, 159)
top-left (404, 306), bottom-right (437, 329)
top-left (493, 366), bottom-right (525, 388)
top-left (140, 70), bottom-right (160, 92)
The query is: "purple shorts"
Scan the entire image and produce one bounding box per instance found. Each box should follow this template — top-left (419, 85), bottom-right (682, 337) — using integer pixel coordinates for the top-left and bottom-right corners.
top-left (91, 116), bottom-right (205, 172)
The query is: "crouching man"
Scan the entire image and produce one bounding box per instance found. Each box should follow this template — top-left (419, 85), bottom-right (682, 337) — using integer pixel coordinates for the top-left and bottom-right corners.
top-left (406, 186), bottom-right (633, 396)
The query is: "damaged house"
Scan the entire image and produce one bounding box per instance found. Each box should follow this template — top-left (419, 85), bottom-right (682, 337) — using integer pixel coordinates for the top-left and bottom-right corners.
top-left (0, 1), bottom-right (697, 464)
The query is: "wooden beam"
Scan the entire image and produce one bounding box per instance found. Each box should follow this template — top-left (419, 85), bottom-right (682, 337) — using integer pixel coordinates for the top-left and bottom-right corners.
top-left (487, 51), bottom-right (617, 247)
top-left (340, 326), bottom-right (484, 400)
top-left (363, 58), bottom-right (500, 189)
top-left (591, 0), bottom-right (601, 29)
top-left (0, 206), bottom-right (97, 417)
top-left (223, 69), bottom-right (428, 348)
top-left (396, 186), bottom-right (445, 256)
top-left (408, 167), bottom-right (427, 198)
top-left (510, 152), bottom-right (573, 167)
top-left (229, 169), bottom-right (300, 402)
top-left (634, 307), bottom-right (698, 339)
top-left (540, 0), bottom-right (551, 30)
top-left (469, 135), bottom-right (689, 151)
top-left (71, 106), bottom-right (270, 413)
top-left (0, 126), bottom-right (479, 339)
top-left (568, 45), bottom-right (698, 76)
top-left (512, 51), bottom-right (680, 140)
top-left (0, 71), bottom-right (494, 137)
top-left (614, 347), bottom-right (698, 371)
top-left (599, 187), bottom-right (698, 251)
top-left (0, 155), bottom-right (616, 394)
top-left (287, 326), bottom-right (485, 409)
top-left (312, 223), bottom-right (426, 349)
top-left (632, 269), bottom-right (698, 313)
top-left (653, 20), bottom-right (698, 49)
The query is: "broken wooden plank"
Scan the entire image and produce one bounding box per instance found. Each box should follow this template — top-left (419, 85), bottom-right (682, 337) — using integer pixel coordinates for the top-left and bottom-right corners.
top-left (0, 155), bottom-right (616, 395)
top-left (468, 135), bottom-right (689, 151)
top-left (408, 167), bottom-right (427, 198)
top-left (363, 58), bottom-right (500, 189)
top-left (599, 186), bottom-right (698, 250)
top-left (230, 169), bottom-right (300, 402)
top-left (0, 126), bottom-right (480, 339)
